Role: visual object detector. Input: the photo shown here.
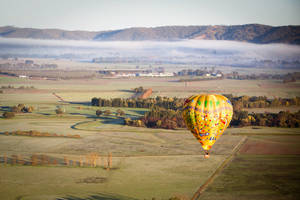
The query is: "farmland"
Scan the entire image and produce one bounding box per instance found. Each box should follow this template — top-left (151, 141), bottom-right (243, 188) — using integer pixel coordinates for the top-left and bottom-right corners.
top-left (200, 134), bottom-right (300, 200)
top-left (1, 66), bottom-right (300, 200)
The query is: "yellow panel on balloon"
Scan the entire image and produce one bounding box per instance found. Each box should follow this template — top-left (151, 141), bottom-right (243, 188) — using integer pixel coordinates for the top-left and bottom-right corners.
top-left (182, 94), bottom-right (233, 151)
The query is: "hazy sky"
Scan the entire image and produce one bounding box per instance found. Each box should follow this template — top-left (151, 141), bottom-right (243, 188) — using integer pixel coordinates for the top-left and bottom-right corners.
top-left (0, 0), bottom-right (299, 31)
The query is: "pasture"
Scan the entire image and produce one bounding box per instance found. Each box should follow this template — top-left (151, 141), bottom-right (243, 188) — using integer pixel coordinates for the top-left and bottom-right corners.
top-left (0, 75), bottom-right (300, 200)
top-left (200, 134), bottom-right (300, 200)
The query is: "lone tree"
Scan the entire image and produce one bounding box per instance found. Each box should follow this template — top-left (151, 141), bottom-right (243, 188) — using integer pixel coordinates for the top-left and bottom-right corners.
top-left (55, 107), bottom-right (65, 115)
top-left (116, 109), bottom-right (125, 117)
top-left (27, 106), bottom-right (34, 113)
top-left (120, 110), bottom-right (125, 116)
top-left (96, 109), bottom-right (103, 117)
top-left (3, 112), bottom-right (15, 119)
top-left (22, 106), bottom-right (34, 113)
top-left (133, 86), bottom-right (144, 93)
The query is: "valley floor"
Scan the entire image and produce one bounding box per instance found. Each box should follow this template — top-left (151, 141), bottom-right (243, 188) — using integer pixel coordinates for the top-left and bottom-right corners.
top-left (0, 76), bottom-right (300, 200)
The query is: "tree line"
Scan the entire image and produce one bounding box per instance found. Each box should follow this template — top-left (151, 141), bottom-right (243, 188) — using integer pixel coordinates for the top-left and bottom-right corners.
top-left (0, 152), bottom-right (112, 170)
top-left (1, 85), bottom-right (36, 89)
top-left (125, 108), bottom-right (300, 129)
top-left (226, 95), bottom-right (300, 110)
top-left (92, 96), bottom-right (182, 110)
top-left (226, 71), bottom-right (300, 82)
top-left (2, 104), bottom-right (34, 119)
top-left (92, 95), bottom-right (300, 110)
top-left (2, 130), bottom-right (80, 138)
top-left (233, 110), bottom-right (300, 128)
top-left (92, 95), bottom-right (300, 129)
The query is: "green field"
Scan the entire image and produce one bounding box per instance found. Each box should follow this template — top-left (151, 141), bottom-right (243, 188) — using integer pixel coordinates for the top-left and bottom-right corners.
top-left (200, 155), bottom-right (300, 200)
top-left (0, 155), bottom-right (227, 200)
top-left (1, 75), bottom-right (300, 200)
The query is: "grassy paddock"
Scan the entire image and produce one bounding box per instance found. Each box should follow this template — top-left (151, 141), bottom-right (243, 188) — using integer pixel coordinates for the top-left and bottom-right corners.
top-left (1, 75), bottom-right (300, 200)
top-left (0, 155), bottom-right (226, 200)
top-left (200, 154), bottom-right (300, 200)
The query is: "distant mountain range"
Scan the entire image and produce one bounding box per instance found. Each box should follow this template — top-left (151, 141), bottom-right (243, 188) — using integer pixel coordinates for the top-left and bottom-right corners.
top-left (0, 24), bottom-right (299, 44)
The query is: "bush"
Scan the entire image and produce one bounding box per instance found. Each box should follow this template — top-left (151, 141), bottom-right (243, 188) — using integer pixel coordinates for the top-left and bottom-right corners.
top-left (116, 109), bottom-right (125, 116)
top-left (55, 107), bottom-right (64, 115)
top-left (21, 106), bottom-right (34, 113)
top-left (11, 104), bottom-right (34, 113)
top-left (17, 104), bottom-right (25, 110)
top-left (3, 112), bottom-right (15, 119)
top-left (11, 106), bottom-right (22, 113)
top-left (133, 86), bottom-right (144, 93)
top-left (27, 106), bottom-right (34, 113)
top-left (119, 110), bottom-right (125, 116)
top-left (96, 109), bottom-right (103, 116)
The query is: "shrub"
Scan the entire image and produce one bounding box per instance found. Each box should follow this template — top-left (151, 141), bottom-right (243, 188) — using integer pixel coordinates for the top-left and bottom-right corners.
top-left (133, 86), bottom-right (144, 93)
top-left (86, 153), bottom-right (99, 167)
top-left (119, 110), bottom-right (125, 116)
top-left (11, 106), bottom-right (21, 113)
top-left (124, 118), bottom-right (131, 125)
top-left (116, 109), bottom-right (125, 116)
top-left (17, 104), bottom-right (25, 110)
top-left (11, 104), bottom-right (34, 113)
top-left (3, 112), bottom-right (15, 119)
top-left (31, 155), bottom-right (38, 166)
top-left (55, 108), bottom-right (64, 115)
top-left (96, 109), bottom-right (103, 116)
top-left (64, 157), bottom-right (69, 166)
top-left (22, 106), bottom-right (34, 113)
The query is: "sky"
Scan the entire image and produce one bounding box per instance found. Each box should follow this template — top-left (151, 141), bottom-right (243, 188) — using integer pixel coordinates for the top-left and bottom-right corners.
top-left (0, 0), bottom-right (299, 31)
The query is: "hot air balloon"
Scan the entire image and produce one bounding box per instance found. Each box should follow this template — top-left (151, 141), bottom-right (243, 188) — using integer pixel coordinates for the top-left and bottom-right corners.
top-left (182, 94), bottom-right (233, 158)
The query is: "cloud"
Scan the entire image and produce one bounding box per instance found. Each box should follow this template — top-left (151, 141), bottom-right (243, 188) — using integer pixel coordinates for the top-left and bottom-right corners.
top-left (0, 38), bottom-right (299, 64)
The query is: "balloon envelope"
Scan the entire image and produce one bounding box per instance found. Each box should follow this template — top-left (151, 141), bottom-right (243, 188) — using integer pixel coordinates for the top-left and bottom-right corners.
top-left (182, 94), bottom-right (233, 151)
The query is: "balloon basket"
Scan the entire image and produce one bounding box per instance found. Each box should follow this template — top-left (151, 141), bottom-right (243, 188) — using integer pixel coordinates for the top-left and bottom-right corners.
top-left (204, 151), bottom-right (210, 159)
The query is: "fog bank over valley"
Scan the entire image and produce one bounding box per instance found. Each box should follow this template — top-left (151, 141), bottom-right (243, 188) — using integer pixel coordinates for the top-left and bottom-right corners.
top-left (0, 38), bottom-right (299, 68)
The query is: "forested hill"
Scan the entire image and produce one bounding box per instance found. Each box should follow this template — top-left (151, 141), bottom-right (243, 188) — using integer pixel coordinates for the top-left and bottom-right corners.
top-left (0, 24), bottom-right (299, 44)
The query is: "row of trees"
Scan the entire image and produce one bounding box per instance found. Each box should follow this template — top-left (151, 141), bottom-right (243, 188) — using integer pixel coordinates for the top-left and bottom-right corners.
top-left (233, 110), bottom-right (300, 128)
top-left (176, 68), bottom-right (221, 76)
top-left (2, 112), bottom-right (15, 118)
top-left (126, 108), bottom-right (300, 129)
top-left (2, 105), bottom-right (67, 119)
top-left (133, 86), bottom-right (146, 93)
top-left (2, 104), bottom-right (35, 118)
top-left (92, 95), bottom-right (300, 111)
top-left (224, 95), bottom-right (300, 109)
top-left (3, 130), bottom-right (81, 138)
top-left (1, 85), bottom-right (35, 89)
top-left (141, 106), bottom-right (185, 129)
top-left (226, 72), bottom-right (300, 81)
top-left (124, 106), bottom-right (185, 129)
top-left (93, 95), bottom-right (300, 129)
top-left (0, 153), bottom-right (112, 169)
top-left (96, 109), bottom-right (125, 117)
top-left (11, 104), bottom-right (34, 113)
top-left (91, 96), bottom-right (183, 110)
